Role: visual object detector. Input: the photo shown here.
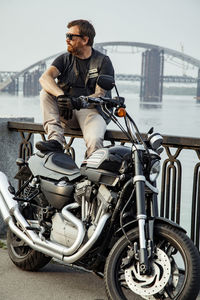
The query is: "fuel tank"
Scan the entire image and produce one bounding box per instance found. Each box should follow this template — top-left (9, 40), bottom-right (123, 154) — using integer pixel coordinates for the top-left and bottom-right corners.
top-left (80, 145), bottom-right (131, 186)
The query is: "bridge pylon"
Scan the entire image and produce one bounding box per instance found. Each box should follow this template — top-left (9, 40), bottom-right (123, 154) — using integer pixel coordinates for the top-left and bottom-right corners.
top-left (140, 49), bottom-right (164, 102)
top-left (8, 77), bottom-right (19, 95)
top-left (23, 63), bottom-right (46, 96)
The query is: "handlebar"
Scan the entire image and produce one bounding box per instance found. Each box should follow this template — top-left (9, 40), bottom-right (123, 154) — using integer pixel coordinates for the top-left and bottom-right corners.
top-left (57, 94), bottom-right (125, 111)
top-left (85, 96), bottom-right (125, 108)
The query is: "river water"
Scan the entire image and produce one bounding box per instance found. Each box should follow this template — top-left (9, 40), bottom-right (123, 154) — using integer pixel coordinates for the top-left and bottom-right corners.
top-left (1, 91), bottom-right (200, 136)
top-left (0, 91), bottom-right (200, 233)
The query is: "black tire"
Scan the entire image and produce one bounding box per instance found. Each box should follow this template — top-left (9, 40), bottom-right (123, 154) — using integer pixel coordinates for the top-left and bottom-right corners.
top-left (104, 223), bottom-right (200, 300)
top-left (7, 228), bottom-right (51, 271)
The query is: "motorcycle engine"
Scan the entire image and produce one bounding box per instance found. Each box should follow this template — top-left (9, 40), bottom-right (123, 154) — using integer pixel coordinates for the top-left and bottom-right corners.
top-left (50, 213), bottom-right (78, 247)
top-left (75, 180), bottom-right (117, 233)
top-left (50, 179), bottom-right (117, 247)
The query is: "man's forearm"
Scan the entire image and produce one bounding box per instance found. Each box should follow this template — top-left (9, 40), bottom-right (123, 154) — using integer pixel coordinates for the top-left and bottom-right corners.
top-left (89, 85), bottom-right (106, 98)
top-left (39, 74), bottom-right (64, 97)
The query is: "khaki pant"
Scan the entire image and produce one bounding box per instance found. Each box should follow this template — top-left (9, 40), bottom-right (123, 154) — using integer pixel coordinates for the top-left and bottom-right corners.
top-left (40, 89), bottom-right (107, 157)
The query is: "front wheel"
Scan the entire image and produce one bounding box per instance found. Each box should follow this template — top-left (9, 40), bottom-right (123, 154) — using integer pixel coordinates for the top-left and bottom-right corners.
top-left (7, 228), bottom-right (51, 271)
top-left (104, 223), bottom-right (200, 300)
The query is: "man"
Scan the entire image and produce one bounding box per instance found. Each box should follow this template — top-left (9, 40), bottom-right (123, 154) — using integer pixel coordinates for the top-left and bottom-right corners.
top-left (36, 19), bottom-right (114, 158)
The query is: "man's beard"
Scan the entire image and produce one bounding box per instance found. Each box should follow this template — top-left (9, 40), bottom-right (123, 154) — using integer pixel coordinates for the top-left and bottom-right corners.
top-left (67, 44), bottom-right (82, 56)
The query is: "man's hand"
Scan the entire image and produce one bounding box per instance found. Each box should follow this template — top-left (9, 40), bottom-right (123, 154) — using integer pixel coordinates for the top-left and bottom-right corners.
top-left (57, 95), bottom-right (73, 120)
top-left (57, 95), bottom-right (88, 120)
top-left (74, 96), bottom-right (89, 109)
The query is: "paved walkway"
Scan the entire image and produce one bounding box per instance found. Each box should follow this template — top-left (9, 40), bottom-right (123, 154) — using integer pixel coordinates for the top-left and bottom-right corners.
top-left (0, 248), bottom-right (107, 300)
top-left (0, 248), bottom-right (200, 300)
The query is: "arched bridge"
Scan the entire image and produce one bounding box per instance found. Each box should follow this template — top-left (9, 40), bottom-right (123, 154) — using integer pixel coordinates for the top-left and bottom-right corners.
top-left (1, 41), bottom-right (200, 100)
top-left (95, 41), bottom-right (200, 68)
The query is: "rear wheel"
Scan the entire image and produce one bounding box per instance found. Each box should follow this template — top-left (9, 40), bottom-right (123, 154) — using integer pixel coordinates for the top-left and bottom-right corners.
top-left (104, 223), bottom-right (200, 300)
top-left (7, 228), bottom-right (51, 271)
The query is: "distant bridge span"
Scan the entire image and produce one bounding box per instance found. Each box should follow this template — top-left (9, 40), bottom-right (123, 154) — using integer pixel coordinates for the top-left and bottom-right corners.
top-left (1, 41), bottom-right (200, 96)
top-left (95, 41), bottom-right (200, 68)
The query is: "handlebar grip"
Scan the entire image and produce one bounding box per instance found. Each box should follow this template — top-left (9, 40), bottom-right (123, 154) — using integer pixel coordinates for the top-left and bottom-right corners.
top-left (87, 97), bottom-right (103, 104)
top-left (86, 96), bottom-right (126, 108)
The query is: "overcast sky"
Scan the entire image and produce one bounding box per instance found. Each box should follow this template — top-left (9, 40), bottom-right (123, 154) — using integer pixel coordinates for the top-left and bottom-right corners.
top-left (0, 0), bottom-right (200, 75)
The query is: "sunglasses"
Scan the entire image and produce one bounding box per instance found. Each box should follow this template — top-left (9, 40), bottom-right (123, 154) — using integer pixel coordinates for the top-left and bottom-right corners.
top-left (66, 33), bottom-right (83, 40)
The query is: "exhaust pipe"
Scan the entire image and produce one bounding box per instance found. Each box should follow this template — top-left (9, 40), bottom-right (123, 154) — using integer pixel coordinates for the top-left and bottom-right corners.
top-left (61, 203), bottom-right (86, 255)
top-left (0, 171), bottom-right (110, 263)
top-left (0, 171), bottom-right (18, 222)
top-left (0, 191), bottom-right (10, 222)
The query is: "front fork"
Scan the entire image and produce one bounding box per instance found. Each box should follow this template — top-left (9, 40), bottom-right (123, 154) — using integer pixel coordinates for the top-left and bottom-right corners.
top-left (133, 146), bottom-right (153, 274)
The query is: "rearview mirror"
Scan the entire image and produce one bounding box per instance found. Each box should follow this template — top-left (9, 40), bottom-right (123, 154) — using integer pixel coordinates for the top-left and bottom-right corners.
top-left (97, 75), bottom-right (115, 91)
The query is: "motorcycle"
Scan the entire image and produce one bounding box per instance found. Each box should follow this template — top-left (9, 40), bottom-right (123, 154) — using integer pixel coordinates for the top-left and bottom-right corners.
top-left (0, 75), bottom-right (200, 300)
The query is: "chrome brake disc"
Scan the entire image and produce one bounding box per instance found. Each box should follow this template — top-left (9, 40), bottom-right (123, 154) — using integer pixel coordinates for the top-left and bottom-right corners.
top-left (124, 248), bottom-right (171, 299)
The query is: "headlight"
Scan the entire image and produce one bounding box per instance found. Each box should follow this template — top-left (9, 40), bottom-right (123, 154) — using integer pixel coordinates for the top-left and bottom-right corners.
top-left (149, 160), bottom-right (160, 182)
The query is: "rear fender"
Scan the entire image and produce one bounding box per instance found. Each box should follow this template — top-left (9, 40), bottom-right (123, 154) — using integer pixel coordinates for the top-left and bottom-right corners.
top-left (115, 216), bottom-right (186, 237)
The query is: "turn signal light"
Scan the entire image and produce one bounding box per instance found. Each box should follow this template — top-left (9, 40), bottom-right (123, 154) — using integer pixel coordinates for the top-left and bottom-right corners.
top-left (116, 107), bottom-right (126, 117)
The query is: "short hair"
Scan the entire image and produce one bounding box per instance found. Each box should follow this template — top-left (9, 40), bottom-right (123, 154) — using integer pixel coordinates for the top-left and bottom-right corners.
top-left (67, 19), bottom-right (96, 46)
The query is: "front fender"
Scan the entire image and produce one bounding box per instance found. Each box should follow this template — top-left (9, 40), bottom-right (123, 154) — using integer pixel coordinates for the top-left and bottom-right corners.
top-left (115, 216), bottom-right (186, 237)
top-left (154, 217), bottom-right (187, 233)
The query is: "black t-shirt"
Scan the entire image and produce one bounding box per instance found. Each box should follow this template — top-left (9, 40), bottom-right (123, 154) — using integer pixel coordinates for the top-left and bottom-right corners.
top-left (52, 50), bottom-right (114, 88)
top-left (74, 57), bottom-right (91, 88)
top-left (52, 55), bottom-right (91, 87)
top-left (51, 49), bottom-right (114, 98)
